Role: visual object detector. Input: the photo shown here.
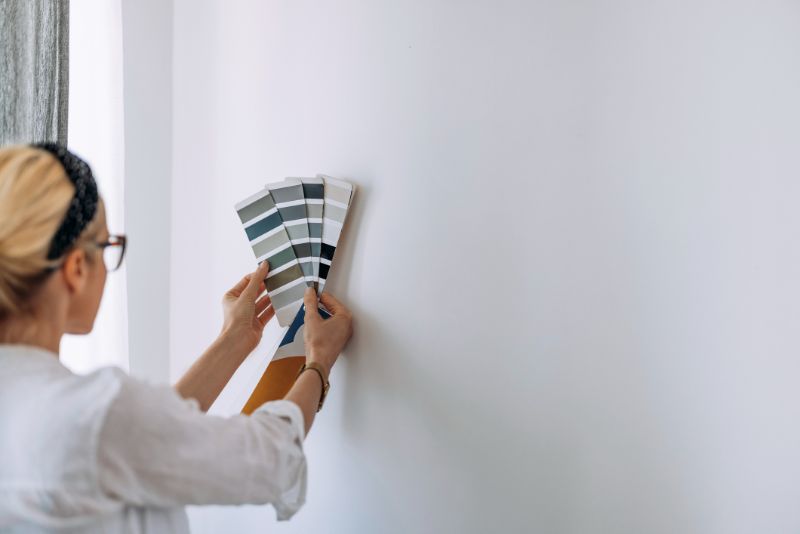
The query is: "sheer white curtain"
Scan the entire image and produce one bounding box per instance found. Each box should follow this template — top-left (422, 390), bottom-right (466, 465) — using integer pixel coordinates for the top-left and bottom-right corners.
top-left (60, 0), bottom-right (128, 373)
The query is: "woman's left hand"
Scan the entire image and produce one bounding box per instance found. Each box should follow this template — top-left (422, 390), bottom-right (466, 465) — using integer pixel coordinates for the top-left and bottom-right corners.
top-left (220, 261), bottom-right (273, 354)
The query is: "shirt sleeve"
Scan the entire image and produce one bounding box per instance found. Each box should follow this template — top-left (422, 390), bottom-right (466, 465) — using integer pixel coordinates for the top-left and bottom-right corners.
top-left (95, 373), bottom-right (307, 521)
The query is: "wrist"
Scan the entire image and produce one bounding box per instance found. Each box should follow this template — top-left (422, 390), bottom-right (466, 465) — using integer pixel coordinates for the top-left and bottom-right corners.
top-left (218, 327), bottom-right (254, 360)
top-left (306, 351), bottom-right (331, 379)
top-left (296, 360), bottom-right (330, 412)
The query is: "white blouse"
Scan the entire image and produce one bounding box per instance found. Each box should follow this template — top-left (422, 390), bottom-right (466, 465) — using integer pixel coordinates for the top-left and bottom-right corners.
top-left (0, 344), bottom-right (308, 533)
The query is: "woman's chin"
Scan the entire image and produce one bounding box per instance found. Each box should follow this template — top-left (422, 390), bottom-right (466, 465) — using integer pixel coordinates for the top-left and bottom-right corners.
top-left (65, 323), bottom-right (93, 335)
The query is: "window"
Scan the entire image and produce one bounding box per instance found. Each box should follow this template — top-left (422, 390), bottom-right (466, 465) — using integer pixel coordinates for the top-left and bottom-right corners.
top-left (60, 0), bottom-right (128, 373)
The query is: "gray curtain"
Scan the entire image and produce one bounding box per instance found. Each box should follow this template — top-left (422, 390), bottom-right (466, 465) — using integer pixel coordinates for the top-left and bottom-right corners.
top-left (0, 0), bottom-right (69, 146)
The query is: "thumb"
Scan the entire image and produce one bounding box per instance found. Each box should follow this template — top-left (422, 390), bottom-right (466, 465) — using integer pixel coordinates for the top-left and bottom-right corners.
top-left (304, 286), bottom-right (321, 321)
top-left (243, 261), bottom-right (269, 299)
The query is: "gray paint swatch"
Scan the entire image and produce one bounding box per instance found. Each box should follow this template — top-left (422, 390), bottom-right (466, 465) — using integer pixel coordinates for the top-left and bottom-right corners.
top-left (235, 187), bottom-right (305, 326)
top-left (267, 179), bottom-right (314, 287)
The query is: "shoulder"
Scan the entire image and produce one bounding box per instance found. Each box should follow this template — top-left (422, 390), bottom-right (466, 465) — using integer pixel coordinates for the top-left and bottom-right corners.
top-left (1, 361), bottom-right (128, 439)
top-left (0, 362), bottom-right (128, 494)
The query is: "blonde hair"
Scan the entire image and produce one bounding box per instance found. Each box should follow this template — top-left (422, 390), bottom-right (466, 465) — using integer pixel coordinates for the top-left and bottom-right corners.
top-left (0, 145), bottom-right (105, 319)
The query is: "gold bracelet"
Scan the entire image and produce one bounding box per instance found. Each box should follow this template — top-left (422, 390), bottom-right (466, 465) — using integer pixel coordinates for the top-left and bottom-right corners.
top-left (296, 361), bottom-right (330, 412)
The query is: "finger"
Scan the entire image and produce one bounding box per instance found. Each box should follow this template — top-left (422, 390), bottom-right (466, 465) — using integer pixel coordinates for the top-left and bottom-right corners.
top-left (258, 304), bottom-right (275, 327)
top-left (227, 274), bottom-right (250, 297)
top-left (303, 286), bottom-right (321, 322)
top-left (319, 291), bottom-right (350, 316)
top-left (243, 261), bottom-right (270, 299)
top-left (255, 293), bottom-right (271, 315)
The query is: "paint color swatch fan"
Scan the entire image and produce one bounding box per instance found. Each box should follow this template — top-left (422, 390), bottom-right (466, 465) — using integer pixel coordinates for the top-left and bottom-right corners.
top-left (234, 175), bottom-right (355, 414)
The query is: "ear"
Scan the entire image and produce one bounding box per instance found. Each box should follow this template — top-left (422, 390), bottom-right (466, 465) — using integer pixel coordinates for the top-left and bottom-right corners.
top-left (61, 248), bottom-right (89, 295)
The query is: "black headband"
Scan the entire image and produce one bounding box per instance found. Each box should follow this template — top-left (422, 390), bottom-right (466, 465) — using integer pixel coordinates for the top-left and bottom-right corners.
top-left (31, 142), bottom-right (99, 260)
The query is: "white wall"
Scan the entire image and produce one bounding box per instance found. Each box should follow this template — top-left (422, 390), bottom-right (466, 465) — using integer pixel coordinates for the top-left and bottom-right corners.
top-left (170, 2), bottom-right (800, 533)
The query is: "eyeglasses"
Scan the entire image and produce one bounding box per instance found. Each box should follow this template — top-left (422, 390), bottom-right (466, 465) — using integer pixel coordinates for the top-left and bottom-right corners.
top-left (43, 234), bottom-right (128, 274)
top-left (95, 234), bottom-right (127, 272)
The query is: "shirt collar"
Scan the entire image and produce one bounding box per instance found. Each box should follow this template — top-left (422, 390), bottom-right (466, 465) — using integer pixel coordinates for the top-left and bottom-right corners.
top-left (0, 343), bottom-right (62, 362)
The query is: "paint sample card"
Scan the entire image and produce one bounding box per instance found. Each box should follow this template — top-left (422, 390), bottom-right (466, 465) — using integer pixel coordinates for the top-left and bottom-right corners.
top-left (266, 179), bottom-right (314, 287)
top-left (300, 177), bottom-right (325, 290)
top-left (318, 174), bottom-right (354, 292)
top-left (236, 175), bottom-right (355, 414)
top-left (235, 175), bottom-right (354, 321)
top-left (234, 189), bottom-right (306, 326)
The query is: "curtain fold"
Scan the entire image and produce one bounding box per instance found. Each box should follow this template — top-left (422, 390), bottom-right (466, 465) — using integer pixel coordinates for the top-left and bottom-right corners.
top-left (0, 0), bottom-right (69, 145)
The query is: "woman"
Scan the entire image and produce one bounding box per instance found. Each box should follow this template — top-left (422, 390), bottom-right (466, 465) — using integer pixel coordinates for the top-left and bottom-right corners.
top-left (0, 144), bottom-right (353, 532)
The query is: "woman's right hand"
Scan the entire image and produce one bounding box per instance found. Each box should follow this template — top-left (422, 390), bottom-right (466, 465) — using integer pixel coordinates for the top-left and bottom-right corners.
top-left (303, 287), bottom-right (353, 376)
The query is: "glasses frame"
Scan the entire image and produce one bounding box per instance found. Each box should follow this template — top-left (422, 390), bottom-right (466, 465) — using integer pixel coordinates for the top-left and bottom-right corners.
top-left (95, 234), bottom-right (127, 272)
